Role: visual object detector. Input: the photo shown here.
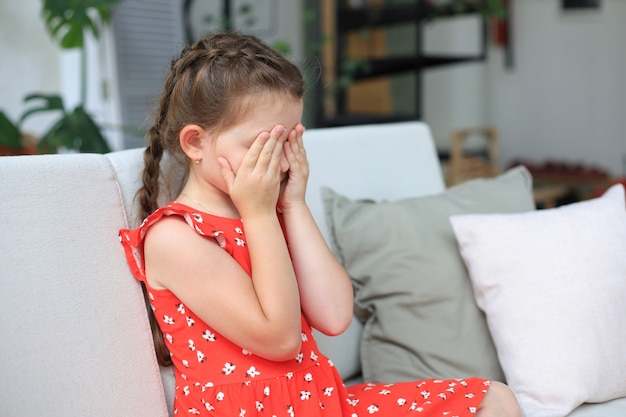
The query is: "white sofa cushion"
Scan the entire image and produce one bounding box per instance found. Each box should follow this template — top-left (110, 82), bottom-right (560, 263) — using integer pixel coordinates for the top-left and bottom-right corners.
top-left (0, 154), bottom-right (168, 417)
top-left (451, 184), bottom-right (626, 417)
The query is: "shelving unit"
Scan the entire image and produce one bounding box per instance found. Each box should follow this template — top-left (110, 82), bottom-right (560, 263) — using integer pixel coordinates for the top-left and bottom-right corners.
top-left (312, 0), bottom-right (489, 128)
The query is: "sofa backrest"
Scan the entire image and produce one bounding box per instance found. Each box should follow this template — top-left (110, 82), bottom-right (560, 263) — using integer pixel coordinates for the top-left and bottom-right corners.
top-left (0, 121), bottom-right (444, 417)
top-left (0, 153), bottom-right (169, 417)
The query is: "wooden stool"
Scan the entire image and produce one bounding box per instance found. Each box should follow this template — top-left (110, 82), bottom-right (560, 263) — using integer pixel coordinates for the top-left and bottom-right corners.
top-left (447, 127), bottom-right (500, 186)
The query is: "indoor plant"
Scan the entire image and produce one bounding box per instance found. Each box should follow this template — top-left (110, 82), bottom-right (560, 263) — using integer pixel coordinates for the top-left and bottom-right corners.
top-left (0, 0), bottom-right (122, 154)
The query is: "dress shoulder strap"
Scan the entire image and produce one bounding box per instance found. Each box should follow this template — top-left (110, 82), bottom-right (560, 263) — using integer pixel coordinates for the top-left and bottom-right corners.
top-left (118, 202), bottom-right (242, 282)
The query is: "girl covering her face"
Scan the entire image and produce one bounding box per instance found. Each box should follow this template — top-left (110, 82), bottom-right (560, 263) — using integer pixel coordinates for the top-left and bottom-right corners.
top-left (119, 32), bottom-right (520, 417)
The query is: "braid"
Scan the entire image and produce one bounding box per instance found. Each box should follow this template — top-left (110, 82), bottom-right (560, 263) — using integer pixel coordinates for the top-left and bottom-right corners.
top-left (138, 127), bottom-right (163, 220)
top-left (136, 70), bottom-right (179, 368)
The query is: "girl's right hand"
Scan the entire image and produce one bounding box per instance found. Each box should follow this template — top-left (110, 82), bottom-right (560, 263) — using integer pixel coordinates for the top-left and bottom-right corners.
top-left (219, 125), bottom-right (288, 219)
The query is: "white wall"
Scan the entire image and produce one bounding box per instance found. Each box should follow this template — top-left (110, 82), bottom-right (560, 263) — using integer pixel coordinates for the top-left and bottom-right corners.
top-left (423, 0), bottom-right (626, 177)
top-left (488, 0), bottom-right (626, 177)
top-left (0, 0), bottom-right (60, 136)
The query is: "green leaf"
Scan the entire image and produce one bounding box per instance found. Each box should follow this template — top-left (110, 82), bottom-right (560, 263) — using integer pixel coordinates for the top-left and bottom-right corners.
top-left (60, 23), bottom-right (84, 49)
top-left (272, 40), bottom-right (292, 56)
top-left (71, 106), bottom-right (111, 153)
top-left (36, 105), bottom-right (111, 154)
top-left (20, 93), bottom-right (66, 124)
top-left (0, 111), bottom-right (23, 149)
top-left (41, 0), bottom-right (123, 49)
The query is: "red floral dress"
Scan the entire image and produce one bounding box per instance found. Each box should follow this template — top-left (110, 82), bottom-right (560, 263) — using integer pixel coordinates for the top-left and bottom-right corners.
top-left (119, 202), bottom-right (490, 416)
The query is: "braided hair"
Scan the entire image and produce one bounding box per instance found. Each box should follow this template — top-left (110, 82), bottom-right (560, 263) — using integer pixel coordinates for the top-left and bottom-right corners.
top-left (136, 32), bottom-right (305, 366)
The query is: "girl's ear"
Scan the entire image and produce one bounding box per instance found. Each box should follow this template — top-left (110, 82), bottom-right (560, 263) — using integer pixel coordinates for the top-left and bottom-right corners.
top-left (179, 124), bottom-right (207, 161)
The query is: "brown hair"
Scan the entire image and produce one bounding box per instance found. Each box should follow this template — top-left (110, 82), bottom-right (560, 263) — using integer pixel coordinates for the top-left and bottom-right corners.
top-left (136, 32), bottom-right (305, 366)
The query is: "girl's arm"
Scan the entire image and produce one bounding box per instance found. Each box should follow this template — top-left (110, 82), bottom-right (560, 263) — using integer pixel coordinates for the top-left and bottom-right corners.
top-left (144, 127), bottom-right (303, 361)
top-left (279, 125), bottom-right (354, 336)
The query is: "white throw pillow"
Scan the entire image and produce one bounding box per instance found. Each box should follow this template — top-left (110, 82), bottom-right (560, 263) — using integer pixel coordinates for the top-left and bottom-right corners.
top-left (450, 184), bottom-right (626, 417)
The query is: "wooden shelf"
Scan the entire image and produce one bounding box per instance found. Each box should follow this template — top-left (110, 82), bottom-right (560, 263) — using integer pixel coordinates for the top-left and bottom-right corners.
top-left (337, 3), bottom-right (481, 31)
top-left (313, 0), bottom-right (489, 128)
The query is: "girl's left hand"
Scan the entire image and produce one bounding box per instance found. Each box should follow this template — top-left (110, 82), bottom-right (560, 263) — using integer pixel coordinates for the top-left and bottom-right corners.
top-left (279, 123), bottom-right (308, 210)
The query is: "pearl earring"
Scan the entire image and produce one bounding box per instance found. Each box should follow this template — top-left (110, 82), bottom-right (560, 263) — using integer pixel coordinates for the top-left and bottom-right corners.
top-left (195, 158), bottom-right (201, 164)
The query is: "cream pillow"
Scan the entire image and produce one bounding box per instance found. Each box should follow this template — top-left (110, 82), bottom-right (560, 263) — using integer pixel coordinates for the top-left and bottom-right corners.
top-left (450, 184), bottom-right (626, 417)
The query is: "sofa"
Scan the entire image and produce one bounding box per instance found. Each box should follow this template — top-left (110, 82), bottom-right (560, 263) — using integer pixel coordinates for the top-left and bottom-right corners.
top-left (1, 121), bottom-right (625, 417)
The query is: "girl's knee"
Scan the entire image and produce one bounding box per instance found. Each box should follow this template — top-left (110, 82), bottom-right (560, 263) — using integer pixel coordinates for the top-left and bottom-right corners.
top-left (477, 381), bottom-right (522, 417)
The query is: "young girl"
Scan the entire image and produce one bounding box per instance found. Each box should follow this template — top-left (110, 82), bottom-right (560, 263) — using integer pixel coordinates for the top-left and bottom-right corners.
top-left (119, 32), bottom-right (520, 417)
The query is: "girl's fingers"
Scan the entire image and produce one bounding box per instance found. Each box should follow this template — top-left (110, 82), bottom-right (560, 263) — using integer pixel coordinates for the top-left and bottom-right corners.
top-left (286, 124), bottom-right (306, 162)
top-left (218, 157), bottom-right (235, 191)
top-left (266, 125), bottom-right (287, 172)
top-left (247, 125), bottom-right (286, 174)
top-left (240, 131), bottom-right (271, 171)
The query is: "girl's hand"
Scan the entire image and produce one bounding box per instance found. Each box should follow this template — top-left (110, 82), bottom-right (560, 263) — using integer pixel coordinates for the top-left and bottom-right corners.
top-left (279, 124), bottom-right (308, 211)
top-left (220, 125), bottom-right (289, 219)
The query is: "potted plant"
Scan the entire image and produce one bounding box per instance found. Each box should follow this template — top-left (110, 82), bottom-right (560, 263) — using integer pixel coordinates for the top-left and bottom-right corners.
top-left (0, 0), bottom-right (122, 155)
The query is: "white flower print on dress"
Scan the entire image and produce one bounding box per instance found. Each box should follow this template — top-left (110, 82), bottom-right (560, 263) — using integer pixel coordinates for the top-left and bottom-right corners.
top-left (300, 391), bottom-right (311, 400)
top-left (188, 339), bottom-right (195, 351)
top-left (234, 227), bottom-right (243, 234)
top-left (186, 316), bottom-right (195, 327)
top-left (193, 224), bottom-right (205, 236)
top-left (256, 401), bottom-right (263, 411)
top-left (421, 390), bottom-right (430, 399)
top-left (165, 333), bottom-right (173, 344)
top-left (216, 392), bottom-right (225, 401)
top-left (202, 330), bottom-right (216, 342)
top-left (239, 408), bottom-right (246, 417)
top-left (176, 303), bottom-right (185, 314)
top-left (246, 366), bottom-right (260, 378)
top-left (310, 351), bottom-right (318, 361)
top-left (379, 389), bottom-right (391, 395)
top-left (241, 348), bottom-right (251, 355)
top-left (182, 359), bottom-right (189, 368)
top-left (367, 404), bottom-right (379, 414)
top-left (323, 387), bottom-right (334, 396)
top-left (234, 237), bottom-right (245, 246)
top-left (212, 230), bottom-right (226, 248)
top-left (188, 408), bottom-right (200, 415)
top-left (183, 386), bottom-right (190, 396)
top-left (163, 315), bottom-right (175, 325)
top-left (264, 386), bottom-right (270, 397)
top-left (397, 398), bottom-right (406, 406)
top-left (301, 332), bottom-right (308, 342)
top-left (222, 363), bottom-right (236, 375)
top-left (295, 353), bottom-right (303, 363)
top-left (304, 373), bottom-right (313, 382)
top-left (196, 350), bottom-right (205, 363)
